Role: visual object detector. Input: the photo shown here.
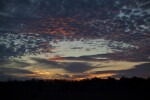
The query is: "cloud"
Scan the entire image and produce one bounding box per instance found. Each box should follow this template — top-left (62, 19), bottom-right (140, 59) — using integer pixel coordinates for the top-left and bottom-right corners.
top-left (0, 67), bottom-right (33, 74)
top-left (109, 49), bottom-right (150, 62)
top-left (0, 59), bottom-right (31, 68)
top-left (0, 67), bottom-right (34, 81)
top-left (0, 33), bottom-right (54, 58)
top-left (0, 59), bottom-right (11, 65)
top-left (48, 48), bottom-right (150, 62)
top-left (0, 0), bottom-right (150, 61)
top-left (118, 63), bottom-right (150, 78)
top-left (48, 56), bottom-right (109, 62)
top-left (0, 0), bottom-right (150, 80)
top-left (61, 62), bottom-right (95, 73)
top-left (13, 61), bottom-right (31, 67)
top-left (0, 60), bottom-right (32, 81)
top-left (94, 63), bottom-right (150, 79)
top-left (32, 58), bottom-right (97, 73)
top-left (31, 58), bottom-right (59, 67)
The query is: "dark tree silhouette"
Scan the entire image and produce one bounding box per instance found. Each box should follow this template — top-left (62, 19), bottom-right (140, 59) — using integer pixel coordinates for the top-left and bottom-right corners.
top-left (0, 77), bottom-right (150, 100)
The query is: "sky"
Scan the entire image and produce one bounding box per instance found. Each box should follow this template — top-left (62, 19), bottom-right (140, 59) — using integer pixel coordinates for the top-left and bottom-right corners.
top-left (0, 0), bottom-right (150, 81)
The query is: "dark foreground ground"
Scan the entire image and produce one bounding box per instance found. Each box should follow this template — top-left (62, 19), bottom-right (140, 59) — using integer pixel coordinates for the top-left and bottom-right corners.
top-left (0, 77), bottom-right (150, 100)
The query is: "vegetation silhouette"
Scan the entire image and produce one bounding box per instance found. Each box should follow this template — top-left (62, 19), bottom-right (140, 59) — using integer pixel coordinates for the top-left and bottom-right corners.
top-left (0, 77), bottom-right (150, 100)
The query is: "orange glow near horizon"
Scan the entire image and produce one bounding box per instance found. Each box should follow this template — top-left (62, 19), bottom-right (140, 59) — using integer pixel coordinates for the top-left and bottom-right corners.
top-left (72, 73), bottom-right (117, 81)
top-left (27, 71), bottom-right (117, 80)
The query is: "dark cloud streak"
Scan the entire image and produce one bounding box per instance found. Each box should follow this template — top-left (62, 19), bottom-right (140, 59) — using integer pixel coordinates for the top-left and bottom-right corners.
top-left (0, 67), bottom-right (34, 81)
top-left (32, 58), bottom-right (96, 73)
top-left (94, 63), bottom-right (150, 79)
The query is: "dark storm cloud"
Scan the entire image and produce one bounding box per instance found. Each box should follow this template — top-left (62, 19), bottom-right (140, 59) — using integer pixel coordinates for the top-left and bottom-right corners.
top-left (94, 63), bottom-right (150, 79)
top-left (32, 58), bottom-right (96, 73)
top-left (15, 61), bottom-right (31, 67)
top-left (0, 59), bottom-right (11, 65)
top-left (70, 47), bottom-right (83, 50)
top-left (0, 67), bottom-right (34, 81)
top-left (61, 62), bottom-right (95, 73)
top-left (31, 58), bottom-right (60, 67)
top-left (119, 63), bottom-right (150, 78)
top-left (0, 67), bottom-right (33, 74)
top-left (0, 59), bottom-right (31, 68)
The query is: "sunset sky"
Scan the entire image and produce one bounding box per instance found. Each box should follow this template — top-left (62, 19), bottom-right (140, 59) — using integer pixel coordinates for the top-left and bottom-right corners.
top-left (0, 0), bottom-right (150, 81)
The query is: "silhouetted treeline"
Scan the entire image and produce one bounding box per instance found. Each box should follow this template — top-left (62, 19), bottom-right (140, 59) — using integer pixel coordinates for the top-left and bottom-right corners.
top-left (0, 77), bottom-right (150, 100)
